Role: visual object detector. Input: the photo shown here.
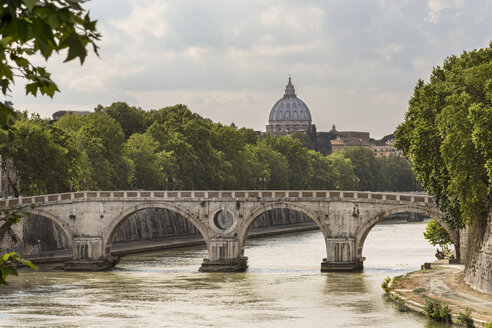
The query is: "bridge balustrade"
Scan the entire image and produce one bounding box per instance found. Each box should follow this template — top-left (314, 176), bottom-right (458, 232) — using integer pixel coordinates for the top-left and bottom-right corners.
top-left (0, 190), bottom-right (451, 273)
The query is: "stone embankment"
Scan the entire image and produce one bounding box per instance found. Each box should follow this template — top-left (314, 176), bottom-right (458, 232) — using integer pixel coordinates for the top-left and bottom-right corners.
top-left (464, 212), bottom-right (492, 294)
top-left (387, 263), bottom-right (492, 325)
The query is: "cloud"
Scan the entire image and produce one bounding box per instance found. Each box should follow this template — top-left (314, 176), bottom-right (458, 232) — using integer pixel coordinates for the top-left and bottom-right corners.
top-left (377, 43), bottom-right (404, 61)
top-left (8, 0), bottom-right (492, 139)
top-left (111, 1), bottom-right (168, 40)
top-left (426, 0), bottom-right (464, 23)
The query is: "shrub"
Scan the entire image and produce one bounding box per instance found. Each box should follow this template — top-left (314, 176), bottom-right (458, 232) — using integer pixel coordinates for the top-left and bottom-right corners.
top-left (456, 307), bottom-right (473, 327)
top-left (482, 322), bottom-right (492, 328)
top-left (423, 298), bottom-right (451, 323)
top-left (381, 276), bottom-right (391, 294)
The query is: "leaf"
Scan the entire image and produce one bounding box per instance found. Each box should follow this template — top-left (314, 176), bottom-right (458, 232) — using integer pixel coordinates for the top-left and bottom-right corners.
top-left (25, 82), bottom-right (39, 97)
top-left (21, 0), bottom-right (37, 12)
top-left (32, 19), bottom-right (55, 59)
top-left (63, 32), bottom-right (87, 64)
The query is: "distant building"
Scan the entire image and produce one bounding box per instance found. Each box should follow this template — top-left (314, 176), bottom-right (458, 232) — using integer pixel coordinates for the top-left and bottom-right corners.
top-left (370, 140), bottom-right (402, 157)
top-left (52, 110), bottom-right (91, 121)
top-left (266, 77), bottom-right (312, 135)
top-left (329, 125), bottom-right (370, 153)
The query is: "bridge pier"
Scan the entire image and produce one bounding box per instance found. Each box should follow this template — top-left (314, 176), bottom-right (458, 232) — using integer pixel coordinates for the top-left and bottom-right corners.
top-left (321, 237), bottom-right (363, 272)
top-left (64, 237), bottom-right (119, 271)
top-left (199, 238), bottom-right (247, 272)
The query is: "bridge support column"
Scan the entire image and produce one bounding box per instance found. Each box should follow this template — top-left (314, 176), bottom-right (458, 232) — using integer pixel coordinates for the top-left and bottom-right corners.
top-left (321, 237), bottom-right (362, 271)
top-left (199, 238), bottom-right (247, 272)
top-left (64, 237), bottom-right (119, 271)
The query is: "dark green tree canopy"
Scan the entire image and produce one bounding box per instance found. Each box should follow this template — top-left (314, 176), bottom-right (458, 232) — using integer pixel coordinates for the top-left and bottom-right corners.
top-left (395, 43), bottom-right (492, 229)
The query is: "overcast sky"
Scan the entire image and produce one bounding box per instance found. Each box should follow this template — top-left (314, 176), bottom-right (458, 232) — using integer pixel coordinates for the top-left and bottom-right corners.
top-left (10, 0), bottom-right (492, 138)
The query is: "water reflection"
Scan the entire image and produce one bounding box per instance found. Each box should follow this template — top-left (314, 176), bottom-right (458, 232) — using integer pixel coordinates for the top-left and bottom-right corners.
top-left (0, 221), bottom-right (441, 327)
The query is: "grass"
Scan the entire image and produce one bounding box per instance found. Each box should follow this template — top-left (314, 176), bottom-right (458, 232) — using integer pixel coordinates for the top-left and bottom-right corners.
top-left (413, 287), bottom-right (427, 294)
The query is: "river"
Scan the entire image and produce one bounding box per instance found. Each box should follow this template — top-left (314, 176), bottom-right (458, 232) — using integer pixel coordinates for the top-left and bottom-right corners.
top-left (0, 219), bottom-right (449, 327)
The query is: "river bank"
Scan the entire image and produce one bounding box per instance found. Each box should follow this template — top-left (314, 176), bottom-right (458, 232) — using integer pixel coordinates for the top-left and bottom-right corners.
top-left (24, 221), bottom-right (319, 264)
top-left (387, 263), bottom-right (492, 325)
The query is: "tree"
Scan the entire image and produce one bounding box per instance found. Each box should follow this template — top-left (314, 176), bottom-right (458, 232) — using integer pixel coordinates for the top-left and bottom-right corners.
top-left (423, 219), bottom-right (453, 253)
top-left (376, 156), bottom-right (420, 192)
top-left (75, 112), bottom-right (134, 190)
top-left (0, 0), bottom-right (100, 285)
top-left (290, 131), bottom-right (315, 150)
top-left (341, 147), bottom-right (380, 191)
top-left (0, 115), bottom-right (78, 196)
top-left (95, 102), bottom-right (146, 139)
top-left (124, 133), bottom-right (167, 190)
top-left (395, 43), bottom-right (492, 229)
top-left (0, 0), bottom-right (100, 129)
top-left (246, 142), bottom-right (286, 189)
top-left (326, 152), bottom-right (358, 190)
top-left (263, 135), bottom-right (313, 189)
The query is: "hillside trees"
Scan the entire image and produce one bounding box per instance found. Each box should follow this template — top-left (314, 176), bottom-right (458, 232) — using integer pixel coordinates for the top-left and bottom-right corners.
top-left (3, 103), bottom-right (420, 194)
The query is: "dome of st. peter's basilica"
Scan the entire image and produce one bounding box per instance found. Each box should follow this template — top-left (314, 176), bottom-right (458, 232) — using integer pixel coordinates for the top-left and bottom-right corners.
top-left (266, 77), bottom-right (312, 135)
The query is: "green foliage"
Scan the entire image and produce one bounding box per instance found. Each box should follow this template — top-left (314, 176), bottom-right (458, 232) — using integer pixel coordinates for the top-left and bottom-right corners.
top-left (456, 307), bottom-right (474, 327)
top-left (2, 101), bottom-right (423, 193)
top-left (1, 204), bottom-right (34, 225)
top-left (412, 287), bottom-right (427, 294)
top-left (0, 115), bottom-right (79, 196)
top-left (0, 252), bottom-right (37, 285)
top-left (290, 131), bottom-right (316, 149)
top-left (0, 205), bottom-right (37, 285)
top-left (264, 135), bottom-right (313, 189)
top-left (483, 322), bottom-right (492, 328)
top-left (124, 133), bottom-right (175, 190)
top-left (423, 298), bottom-right (452, 322)
top-left (73, 112), bottom-right (134, 190)
top-left (381, 276), bottom-right (391, 294)
top-left (395, 43), bottom-right (492, 229)
top-left (341, 147), bottom-right (380, 190)
top-left (423, 219), bottom-right (453, 253)
top-left (95, 103), bottom-right (146, 139)
top-left (0, 0), bottom-right (100, 129)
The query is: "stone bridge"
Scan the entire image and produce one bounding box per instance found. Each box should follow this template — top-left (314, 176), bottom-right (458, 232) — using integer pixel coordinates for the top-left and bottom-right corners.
top-left (0, 190), bottom-right (457, 272)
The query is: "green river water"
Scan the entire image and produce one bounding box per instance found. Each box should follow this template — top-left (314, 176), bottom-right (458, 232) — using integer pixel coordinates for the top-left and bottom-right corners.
top-left (0, 220), bottom-right (450, 327)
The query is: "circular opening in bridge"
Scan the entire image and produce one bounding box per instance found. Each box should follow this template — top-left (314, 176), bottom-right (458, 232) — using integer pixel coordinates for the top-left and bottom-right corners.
top-left (213, 210), bottom-right (234, 231)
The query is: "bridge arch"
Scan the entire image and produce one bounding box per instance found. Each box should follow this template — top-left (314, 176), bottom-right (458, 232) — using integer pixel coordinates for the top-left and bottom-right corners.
top-left (104, 201), bottom-right (210, 255)
top-left (355, 205), bottom-right (459, 261)
top-left (0, 208), bottom-right (74, 244)
top-left (238, 201), bottom-right (326, 254)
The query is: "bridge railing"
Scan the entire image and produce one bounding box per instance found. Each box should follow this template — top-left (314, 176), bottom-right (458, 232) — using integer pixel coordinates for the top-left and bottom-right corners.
top-left (0, 190), bottom-right (433, 208)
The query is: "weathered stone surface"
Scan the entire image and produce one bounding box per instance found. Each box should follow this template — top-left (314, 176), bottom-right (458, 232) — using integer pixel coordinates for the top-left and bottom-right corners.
top-left (0, 190), bottom-right (448, 272)
top-left (464, 212), bottom-right (492, 294)
top-left (0, 215), bottom-right (71, 255)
